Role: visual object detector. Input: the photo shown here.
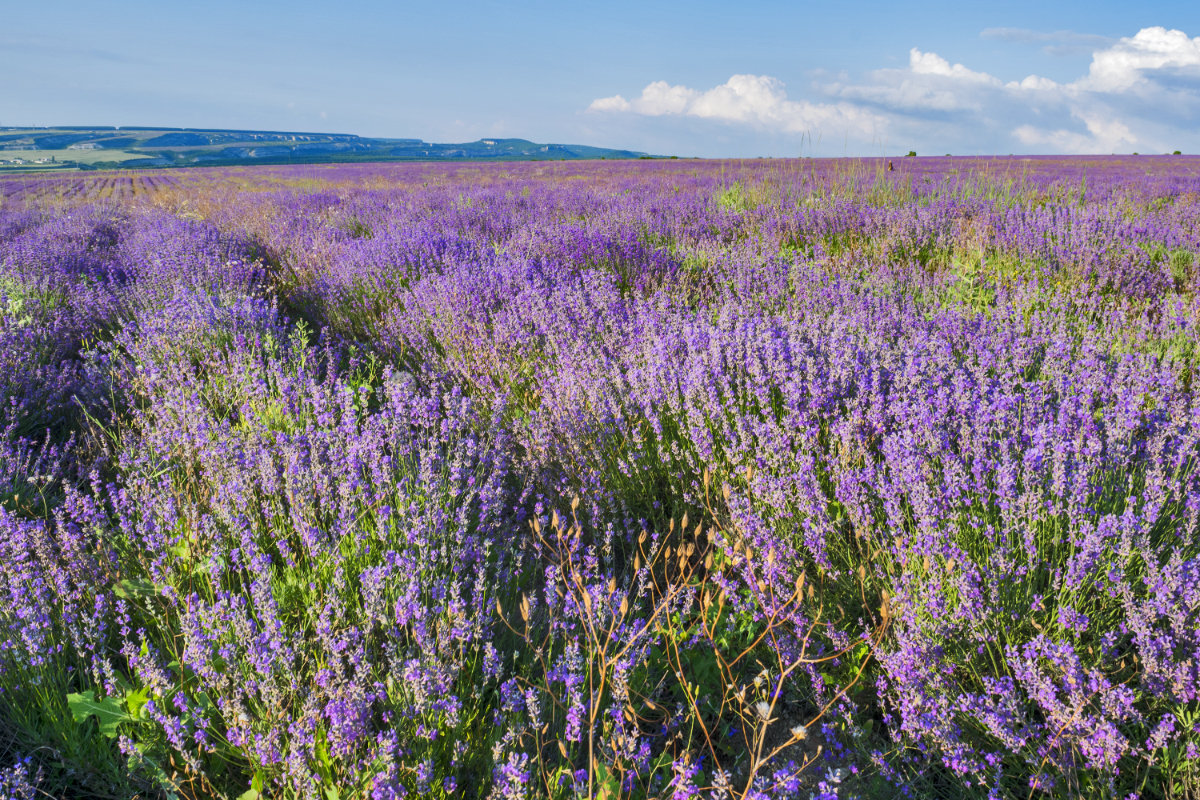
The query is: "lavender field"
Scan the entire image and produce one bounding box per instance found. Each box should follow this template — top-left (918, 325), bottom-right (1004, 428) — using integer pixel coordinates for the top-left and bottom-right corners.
top-left (2, 156), bottom-right (1199, 800)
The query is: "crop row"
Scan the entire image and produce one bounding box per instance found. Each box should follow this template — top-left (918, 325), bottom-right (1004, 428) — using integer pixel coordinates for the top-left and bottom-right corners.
top-left (0, 157), bottom-right (1198, 799)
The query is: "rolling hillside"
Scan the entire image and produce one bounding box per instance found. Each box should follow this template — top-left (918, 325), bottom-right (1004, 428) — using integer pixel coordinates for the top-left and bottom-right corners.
top-left (0, 126), bottom-right (656, 171)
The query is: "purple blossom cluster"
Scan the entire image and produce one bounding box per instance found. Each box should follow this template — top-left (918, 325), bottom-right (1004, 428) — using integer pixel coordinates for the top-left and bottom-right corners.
top-left (1, 156), bottom-right (1199, 799)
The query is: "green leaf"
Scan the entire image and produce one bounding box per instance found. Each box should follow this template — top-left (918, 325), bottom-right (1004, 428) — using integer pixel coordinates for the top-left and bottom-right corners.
top-left (236, 770), bottom-right (268, 800)
top-left (66, 690), bottom-right (129, 738)
top-left (593, 761), bottom-right (621, 800)
top-left (125, 687), bottom-right (152, 720)
top-left (114, 578), bottom-right (156, 599)
top-left (132, 742), bottom-right (184, 800)
top-left (194, 690), bottom-right (217, 716)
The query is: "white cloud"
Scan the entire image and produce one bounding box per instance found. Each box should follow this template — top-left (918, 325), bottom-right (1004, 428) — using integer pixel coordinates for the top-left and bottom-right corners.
top-left (1013, 113), bottom-right (1137, 152)
top-left (588, 27), bottom-right (1200, 155)
top-left (587, 95), bottom-right (631, 113)
top-left (909, 49), bottom-right (1000, 85)
top-left (587, 74), bottom-right (886, 138)
top-left (1008, 75), bottom-right (1059, 91)
top-left (636, 80), bottom-right (700, 115)
top-left (1082, 26), bottom-right (1200, 91)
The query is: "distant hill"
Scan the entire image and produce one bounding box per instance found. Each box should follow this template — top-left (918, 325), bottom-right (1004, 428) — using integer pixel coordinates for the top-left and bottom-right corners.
top-left (0, 127), bottom-right (657, 171)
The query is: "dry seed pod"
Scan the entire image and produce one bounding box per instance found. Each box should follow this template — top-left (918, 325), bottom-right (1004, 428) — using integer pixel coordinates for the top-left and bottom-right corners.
top-left (722, 484), bottom-right (731, 502)
top-left (946, 558), bottom-right (956, 572)
top-left (520, 594), bottom-right (530, 622)
top-left (704, 552), bottom-right (714, 570)
top-left (639, 530), bottom-right (648, 544)
top-left (551, 510), bottom-right (560, 529)
top-left (767, 549), bottom-right (776, 566)
top-left (558, 741), bottom-right (569, 759)
top-left (494, 598), bottom-right (503, 617)
top-left (571, 496), bottom-right (580, 511)
top-left (923, 555), bottom-right (931, 573)
top-left (532, 517), bottom-right (541, 534)
top-left (634, 554), bottom-right (642, 572)
top-left (795, 573), bottom-right (806, 596)
top-left (681, 512), bottom-right (689, 531)
top-left (619, 596), bottom-right (629, 616)
top-left (608, 578), bottom-right (617, 594)
top-left (857, 565), bottom-right (866, 583)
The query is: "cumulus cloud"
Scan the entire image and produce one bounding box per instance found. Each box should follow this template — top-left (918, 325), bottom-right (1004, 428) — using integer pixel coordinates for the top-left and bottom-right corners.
top-left (827, 49), bottom-right (1007, 113)
top-left (1081, 26), bottom-right (1200, 91)
top-left (588, 74), bottom-right (887, 138)
top-left (908, 49), bottom-right (1000, 85)
top-left (1013, 113), bottom-right (1137, 153)
top-left (587, 95), bottom-right (631, 113)
top-left (588, 26), bottom-right (1200, 155)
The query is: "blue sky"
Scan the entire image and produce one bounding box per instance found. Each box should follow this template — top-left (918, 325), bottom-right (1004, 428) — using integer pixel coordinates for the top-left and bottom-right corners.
top-left (4, 1), bottom-right (1200, 156)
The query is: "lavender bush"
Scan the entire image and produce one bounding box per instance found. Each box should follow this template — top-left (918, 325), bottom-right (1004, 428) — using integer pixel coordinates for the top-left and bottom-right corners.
top-left (0, 156), bottom-right (1198, 799)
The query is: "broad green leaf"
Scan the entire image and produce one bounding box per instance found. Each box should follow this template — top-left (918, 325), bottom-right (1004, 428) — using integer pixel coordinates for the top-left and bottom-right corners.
top-left (114, 578), bottom-right (156, 599)
top-left (593, 761), bottom-right (620, 800)
top-left (252, 771), bottom-right (267, 793)
top-left (125, 686), bottom-right (152, 720)
top-left (66, 690), bottom-right (129, 738)
top-left (193, 690), bottom-right (217, 715)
